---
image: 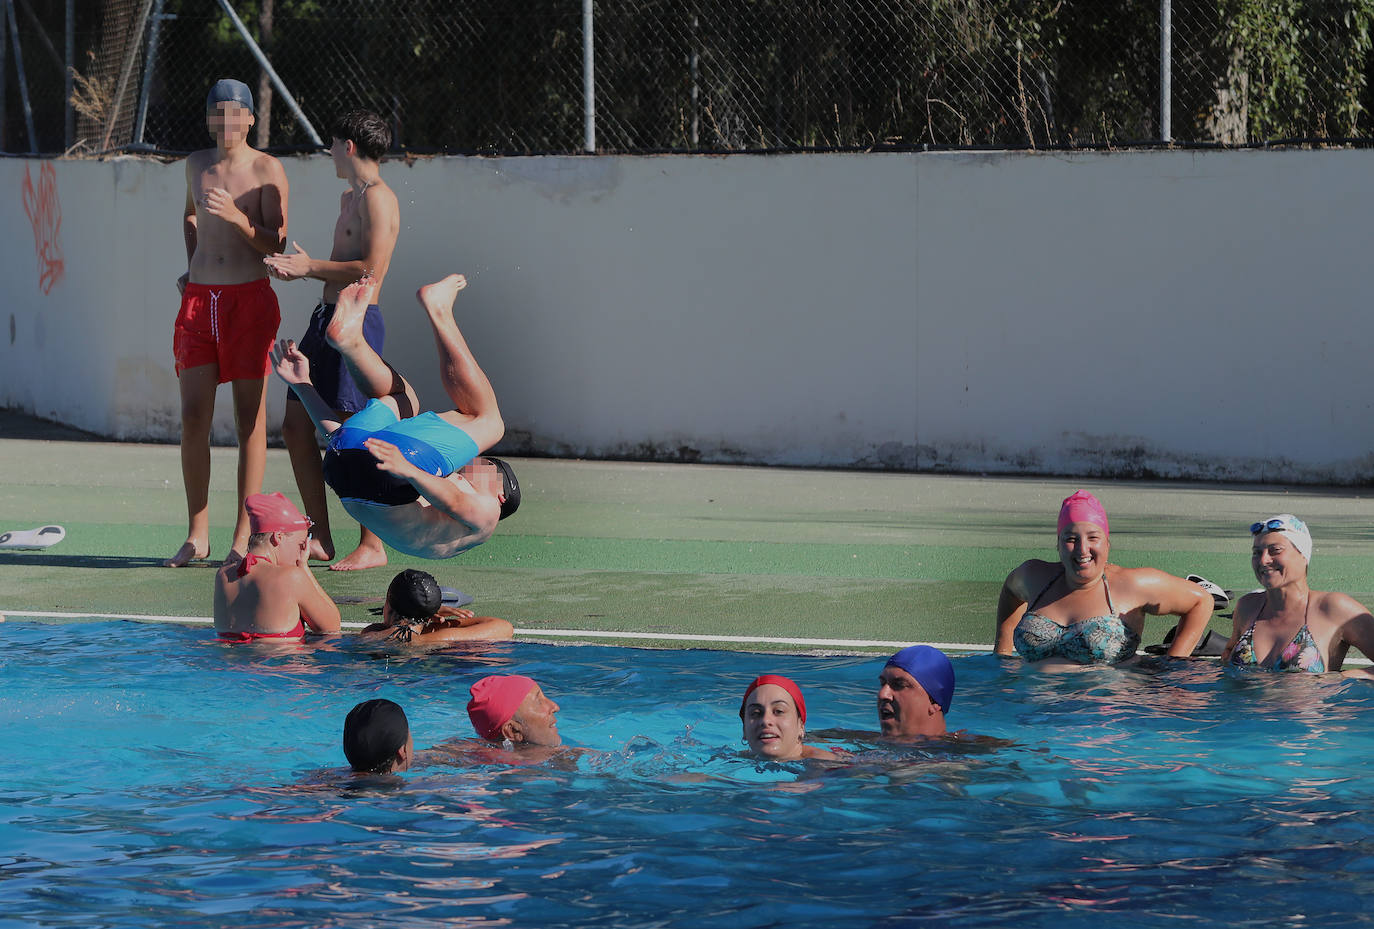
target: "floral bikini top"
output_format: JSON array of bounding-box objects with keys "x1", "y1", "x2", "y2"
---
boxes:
[
  {"x1": 1013, "y1": 570, "x2": 1140, "y2": 665},
  {"x1": 1228, "y1": 599, "x2": 1325, "y2": 673}
]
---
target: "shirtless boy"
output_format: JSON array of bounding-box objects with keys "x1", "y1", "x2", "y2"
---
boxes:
[
  {"x1": 270, "y1": 273, "x2": 519, "y2": 560},
  {"x1": 213, "y1": 492, "x2": 341, "y2": 642},
  {"x1": 169, "y1": 79, "x2": 288, "y2": 566},
  {"x1": 264, "y1": 110, "x2": 400, "y2": 571}
]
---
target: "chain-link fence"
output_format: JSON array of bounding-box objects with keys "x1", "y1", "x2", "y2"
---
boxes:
[{"x1": 8, "y1": 0, "x2": 1374, "y2": 156}]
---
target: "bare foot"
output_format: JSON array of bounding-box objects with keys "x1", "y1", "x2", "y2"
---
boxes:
[
  {"x1": 417, "y1": 274, "x2": 467, "y2": 323},
  {"x1": 164, "y1": 540, "x2": 209, "y2": 567},
  {"x1": 329, "y1": 542, "x2": 388, "y2": 572},
  {"x1": 325, "y1": 275, "x2": 377, "y2": 352},
  {"x1": 308, "y1": 536, "x2": 335, "y2": 561}
]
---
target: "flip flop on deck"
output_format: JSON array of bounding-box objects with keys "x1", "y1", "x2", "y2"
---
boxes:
[
  {"x1": 441, "y1": 586, "x2": 474, "y2": 609},
  {"x1": 1187, "y1": 574, "x2": 1230, "y2": 610},
  {"x1": 0, "y1": 525, "x2": 66, "y2": 550}
]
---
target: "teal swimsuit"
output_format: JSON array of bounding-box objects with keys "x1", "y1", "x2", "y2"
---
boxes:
[
  {"x1": 1228, "y1": 600, "x2": 1325, "y2": 673},
  {"x1": 1013, "y1": 571, "x2": 1140, "y2": 664}
]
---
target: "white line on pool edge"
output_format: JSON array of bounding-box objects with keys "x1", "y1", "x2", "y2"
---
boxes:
[
  {"x1": 8, "y1": 608, "x2": 1371, "y2": 664},
  {"x1": 0, "y1": 609, "x2": 985, "y2": 652}
]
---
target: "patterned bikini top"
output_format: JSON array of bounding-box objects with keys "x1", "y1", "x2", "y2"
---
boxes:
[
  {"x1": 1228, "y1": 598, "x2": 1325, "y2": 673},
  {"x1": 1013, "y1": 570, "x2": 1140, "y2": 665}
]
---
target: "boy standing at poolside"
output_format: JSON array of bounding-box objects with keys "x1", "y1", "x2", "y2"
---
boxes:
[
  {"x1": 265, "y1": 110, "x2": 400, "y2": 571},
  {"x1": 169, "y1": 79, "x2": 289, "y2": 567}
]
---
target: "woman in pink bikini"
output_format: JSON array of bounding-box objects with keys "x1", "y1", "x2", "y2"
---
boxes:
[{"x1": 1223, "y1": 515, "x2": 1374, "y2": 677}]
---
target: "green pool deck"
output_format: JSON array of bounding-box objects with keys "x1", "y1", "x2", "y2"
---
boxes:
[{"x1": 5, "y1": 410, "x2": 1374, "y2": 653}]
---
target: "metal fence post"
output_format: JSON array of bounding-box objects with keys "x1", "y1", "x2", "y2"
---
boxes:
[
  {"x1": 213, "y1": 0, "x2": 322, "y2": 147},
  {"x1": 5, "y1": 0, "x2": 38, "y2": 152},
  {"x1": 64, "y1": 0, "x2": 72, "y2": 149},
  {"x1": 1160, "y1": 0, "x2": 1171, "y2": 143},
  {"x1": 583, "y1": 0, "x2": 594, "y2": 153},
  {"x1": 132, "y1": 0, "x2": 168, "y2": 147}
]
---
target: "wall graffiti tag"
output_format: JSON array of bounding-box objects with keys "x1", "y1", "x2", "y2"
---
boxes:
[{"x1": 22, "y1": 162, "x2": 65, "y2": 295}]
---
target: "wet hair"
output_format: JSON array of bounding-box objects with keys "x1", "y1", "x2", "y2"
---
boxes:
[
  {"x1": 342, "y1": 699, "x2": 409, "y2": 773},
  {"x1": 487, "y1": 457, "x2": 521, "y2": 520},
  {"x1": 387, "y1": 568, "x2": 442, "y2": 621},
  {"x1": 330, "y1": 109, "x2": 391, "y2": 161}
]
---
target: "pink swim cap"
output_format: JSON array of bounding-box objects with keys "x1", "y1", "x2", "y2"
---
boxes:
[
  {"x1": 739, "y1": 674, "x2": 807, "y2": 724},
  {"x1": 1057, "y1": 490, "x2": 1108, "y2": 536},
  {"x1": 467, "y1": 675, "x2": 537, "y2": 741}
]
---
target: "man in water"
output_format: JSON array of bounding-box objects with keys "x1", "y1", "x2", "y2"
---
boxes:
[
  {"x1": 876, "y1": 645, "x2": 955, "y2": 739},
  {"x1": 265, "y1": 109, "x2": 401, "y2": 571},
  {"x1": 270, "y1": 273, "x2": 519, "y2": 559},
  {"x1": 358, "y1": 568, "x2": 514, "y2": 645},
  {"x1": 169, "y1": 78, "x2": 289, "y2": 566},
  {"x1": 213, "y1": 492, "x2": 340, "y2": 642},
  {"x1": 466, "y1": 675, "x2": 563, "y2": 750}
]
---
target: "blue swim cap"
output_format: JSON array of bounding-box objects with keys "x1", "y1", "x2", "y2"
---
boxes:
[
  {"x1": 885, "y1": 645, "x2": 955, "y2": 715},
  {"x1": 207, "y1": 78, "x2": 254, "y2": 114}
]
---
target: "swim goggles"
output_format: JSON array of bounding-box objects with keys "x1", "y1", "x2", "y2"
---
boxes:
[{"x1": 1250, "y1": 516, "x2": 1306, "y2": 535}]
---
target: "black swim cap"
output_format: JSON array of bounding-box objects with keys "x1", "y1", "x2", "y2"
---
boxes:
[
  {"x1": 387, "y1": 568, "x2": 442, "y2": 620},
  {"x1": 342, "y1": 699, "x2": 409, "y2": 773},
  {"x1": 206, "y1": 78, "x2": 254, "y2": 114},
  {"x1": 488, "y1": 457, "x2": 520, "y2": 520},
  {"x1": 323, "y1": 448, "x2": 421, "y2": 506}
]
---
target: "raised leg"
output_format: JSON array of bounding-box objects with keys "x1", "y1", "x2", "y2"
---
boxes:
[
  {"x1": 166, "y1": 365, "x2": 217, "y2": 567},
  {"x1": 417, "y1": 274, "x2": 504, "y2": 452},
  {"x1": 228, "y1": 376, "x2": 269, "y2": 562},
  {"x1": 325, "y1": 277, "x2": 419, "y2": 418}
]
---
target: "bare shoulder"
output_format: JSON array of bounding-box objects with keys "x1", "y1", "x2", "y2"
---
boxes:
[
  {"x1": 361, "y1": 181, "x2": 399, "y2": 215},
  {"x1": 1006, "y1": 558, "x2": 1057, "y2": 593},
  {"x1": 1110, "y1": 564, "x2": 1180, "y2": 591},
  {"x1": 185, "y1": 148, "x2": 215, "y2": 174},
  {"x1": 1317, "y1": 589, "x2": 1373, "y2": 620},
  {"x1": 253, "y1": 150, "x2": 287, "y2": 180}
]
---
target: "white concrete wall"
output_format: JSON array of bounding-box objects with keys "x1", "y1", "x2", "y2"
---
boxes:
[{"x1": 0, "y1": 150, "x2": 1369, "y2": 482}]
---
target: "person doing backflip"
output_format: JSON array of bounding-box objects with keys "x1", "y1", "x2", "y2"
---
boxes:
[
  {"x1": 168, "y1": 79, "x2": 289, "y2": 566},
  {"x1": 271, "y1": 273, "x2": 519, "y2": 559},
  {"x1": 264, "y1": 109, "x2": 401, "y2": 571}
]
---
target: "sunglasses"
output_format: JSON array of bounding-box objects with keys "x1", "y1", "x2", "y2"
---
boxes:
[{"x1": 1250, "y1": 517, "x2": 1303, "y2": 535}]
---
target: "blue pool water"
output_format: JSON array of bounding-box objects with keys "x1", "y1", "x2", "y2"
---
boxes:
[{"x1": 5, "y1": 620, "x2": 1374, "y2": 927}]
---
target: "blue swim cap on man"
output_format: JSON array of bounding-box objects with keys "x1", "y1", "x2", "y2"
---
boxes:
[
  {"x1": 885, "y1": 645, "x2": 955, "y2": 715},
  {"x1": 207, "y1": 78, "x2": 254, "y2": 113}
]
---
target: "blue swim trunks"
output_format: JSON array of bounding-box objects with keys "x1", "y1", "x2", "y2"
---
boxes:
[
  {"x1": 290, "y1": 301, "x2": 384, "y2": 414},
  {"x1": 322, "y1": 399, "x2": 480, "y2": 505}
]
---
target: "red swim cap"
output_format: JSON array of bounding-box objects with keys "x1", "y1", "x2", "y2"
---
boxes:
[
  {"x1": 1057, "y1": 490, "x2": 1108, "y2": 537},
  {"x1": 244, "y1": 492, "x2": 312, "y2": 534},
  {"x1": 467, "y1": 675, "x2": 537, "y2": 741},
  {"x1": 739, "y1": 674, "x2": 807, "y2": 724}
]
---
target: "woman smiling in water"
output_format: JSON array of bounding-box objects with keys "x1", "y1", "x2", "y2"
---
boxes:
[
  {"x1": 739, "y1": 675, "x2": 841, "y2": 761},
  {"x1": 994, "y1": 490, "x2": 1214, "y2": 665},
  {"x1": 1223, "y1": 515, "x2": 1374, "y2": 677}
]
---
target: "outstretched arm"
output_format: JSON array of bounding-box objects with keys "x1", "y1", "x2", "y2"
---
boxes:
[
  {"x1": 266, "y1": 185, "x2": 400, "y2": 284},
  {"x1": 365, "y1": 438, "x2": 500, "y2": 538},
  {"x1": 271, "y1": 339, "x2": 344, "y2": 436}
]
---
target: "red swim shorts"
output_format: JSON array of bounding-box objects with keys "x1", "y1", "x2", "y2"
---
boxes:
[{"x1": 173, "y1": 278, "x2": 281, "y2": 383}]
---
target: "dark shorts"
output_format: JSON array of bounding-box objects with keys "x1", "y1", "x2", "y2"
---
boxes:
[
  {"x1": 289, "y1": 301, "x2": 384, "y2": 414},
  {"x1": 173, "y1": 278, "x2": 280, "y2": 383},
  {"x1": 322, "y1": 399, "x2": 480, "y2": 506}
]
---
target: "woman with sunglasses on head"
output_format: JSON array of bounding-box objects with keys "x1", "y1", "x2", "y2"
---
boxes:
[
  {"x1": 994, "y1": 490, "x2": 1215, "y2": 665},
  {"x1": 1223, "y1": 515, "x2": 1374, "y2": 678}
]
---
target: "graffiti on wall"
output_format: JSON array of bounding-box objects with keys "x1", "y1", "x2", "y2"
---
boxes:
[{"x1": 22, "y1": 162, "x2": 65, "y2": 295}]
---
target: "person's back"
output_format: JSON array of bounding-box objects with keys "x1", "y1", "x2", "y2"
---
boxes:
[{"x1": 212, "y1": 493, "x2": 341, "y2": 641}]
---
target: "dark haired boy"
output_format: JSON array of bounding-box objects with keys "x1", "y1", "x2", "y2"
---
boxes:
[{"x1": 265, "y1": 109, "x2": 400, "y2": 572}]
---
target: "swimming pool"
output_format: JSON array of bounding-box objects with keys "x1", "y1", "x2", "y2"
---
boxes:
[{"x1": 5, "y1": 620, "x2": 1374, "y2": 927}]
